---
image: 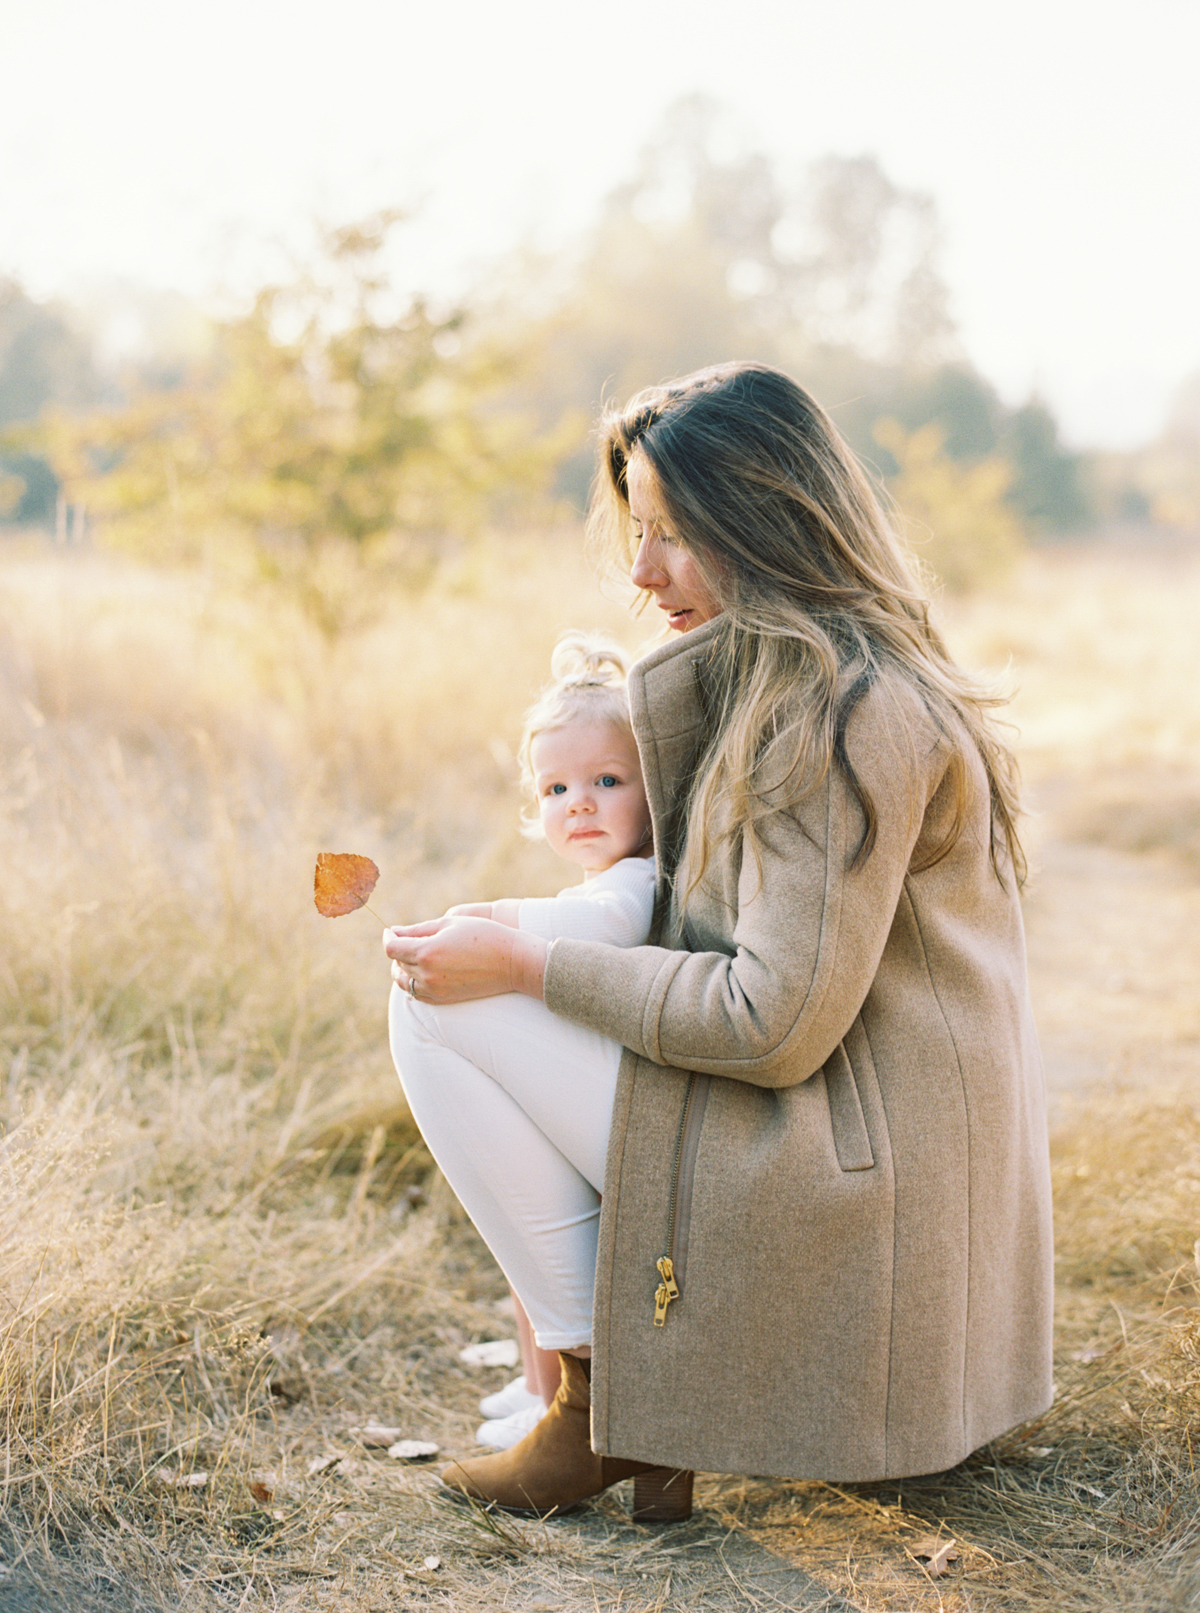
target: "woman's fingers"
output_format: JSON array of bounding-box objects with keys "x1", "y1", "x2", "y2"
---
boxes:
[
  {"x1": 385, "y1": 923, "x2": 437, "y2": 1000},
  {"x1": 385, "y1": 917, "x2": 450, "y2": 944},
  {"x1": 383, "y1": 918, "x2": 447, "y2": 967}
]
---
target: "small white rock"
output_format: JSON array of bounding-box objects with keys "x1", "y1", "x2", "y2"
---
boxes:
[
  {"x1": 354, "y1": 1422, "x2": 405, "y2": 1448},
  {"x1": 458, "y1": 1339, "x2": 519, "y2": 1368},
  {"x1": 423, "y1": 1555, "x2": 441, "y2": 1571},
  {"x1": 387, "y1": 1439, "x2": 440, "y2": 1461}
]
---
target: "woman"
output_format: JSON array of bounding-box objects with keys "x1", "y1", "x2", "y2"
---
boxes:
[{"x1": 385, "y1": 362, "x2": 1054, "y2": 1520}]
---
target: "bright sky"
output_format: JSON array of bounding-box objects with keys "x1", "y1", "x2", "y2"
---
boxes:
[{"x1": 4, "y1": 0, "x2": 1197, "y2": 448}]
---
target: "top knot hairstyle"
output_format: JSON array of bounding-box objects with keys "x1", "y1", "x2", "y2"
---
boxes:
[
  {"x1": 517, "y1": 631, "x2": 636, "y2": 839},
  {"x1": 587, "y1": 361, "x2": 1024, "y2": 896}
]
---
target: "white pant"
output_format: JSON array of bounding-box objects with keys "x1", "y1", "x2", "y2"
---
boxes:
[{"x1": 387, "y1": 984, "x2": 620, "y2": 1349}]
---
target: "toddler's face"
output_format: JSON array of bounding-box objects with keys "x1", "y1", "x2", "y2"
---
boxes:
[{"x1": 530, "y1": 720, "x2": 651, "y2": 874}]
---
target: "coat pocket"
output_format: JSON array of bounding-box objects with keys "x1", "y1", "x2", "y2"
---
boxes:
[{"x1": 822, "y1": 1042, "x2": 875, "y2": 1171}]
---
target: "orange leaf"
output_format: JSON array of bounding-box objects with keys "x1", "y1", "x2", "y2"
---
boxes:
[
  {"x1": 314, "y1": 852, "x2": 380, "y2": 917},
  {"x1": 249, "y1": 1480, "x2": 273, "y2": 1503}
]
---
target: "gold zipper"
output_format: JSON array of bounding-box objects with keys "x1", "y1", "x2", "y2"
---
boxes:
[
  {"x1": 653, "y1": 1073, "x2": 697, "y2": 1326},
  {"x1": 653, "y1": 1256, "x2": 680, "y2": 1326}
]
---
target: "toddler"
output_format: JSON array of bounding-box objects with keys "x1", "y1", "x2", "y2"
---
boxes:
[{"x1": 387, "y1": 634, "x2": 655, "y2": 1449}]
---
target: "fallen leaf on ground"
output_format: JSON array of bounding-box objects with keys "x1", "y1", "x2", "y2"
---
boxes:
[
  {"x1": 314, "y1": 852, "x2": 380, "y2": 917},
  {"x1": 911, "y1": 1538, "x2": 960, "y2": 1576},
  {"x1": 388, "y1": 1439, "x2": 439, "y2": 1461},
  {"x1": 353, "y1": 1421, "x2": 405, "y2": 1448},
  {"x1": 459, "y1": 1338, "x2": 519, "y2": 1368},
  {"x1": 248, "y1": 1480, "x2": 273, "y2": 1503}
]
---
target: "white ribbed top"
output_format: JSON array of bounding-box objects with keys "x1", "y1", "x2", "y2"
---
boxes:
[{"x1": 517, "y1": 857, "x2": 656, "y2": 949}]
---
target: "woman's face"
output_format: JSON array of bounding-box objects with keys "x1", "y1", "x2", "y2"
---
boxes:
[{"x1": 626, "y1": 451, "x2": 723, "y2": 634}]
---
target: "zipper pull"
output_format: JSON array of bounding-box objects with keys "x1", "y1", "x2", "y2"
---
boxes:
[{"x1": 653, "y1": 1255, "x2": 679, "y2": 1327}]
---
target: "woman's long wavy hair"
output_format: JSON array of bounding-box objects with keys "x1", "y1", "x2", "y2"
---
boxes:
[{"x1": 588, "y1": 362, "x2": 1025, "y2": 900}]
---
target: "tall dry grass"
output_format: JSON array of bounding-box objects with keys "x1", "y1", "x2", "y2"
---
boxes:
[
  {"x1": 0, "y1": 527, "x2": 1198, "y2": 1608},
  {"x1": 0, "y1": 534, "x2": 652, "y2": 1606}
]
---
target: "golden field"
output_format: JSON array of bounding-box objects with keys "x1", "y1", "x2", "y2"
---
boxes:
[{"x1": 1, "y1": 527, "x2": 1199, "y2": 1611}]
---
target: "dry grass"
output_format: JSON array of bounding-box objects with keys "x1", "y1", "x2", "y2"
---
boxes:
[{"x1": 1, "y1": 526, "x2": 1199, "y2": 1609}]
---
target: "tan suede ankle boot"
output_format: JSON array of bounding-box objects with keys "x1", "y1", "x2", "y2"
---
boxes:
[{"x1": 440, "y1": 1353, "x2": 693, "y2": 1521}]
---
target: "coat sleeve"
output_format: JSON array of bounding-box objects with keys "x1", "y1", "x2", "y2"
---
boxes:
[{"x1": 542, "y1": 687, "x2": 950, "y2": 1088}]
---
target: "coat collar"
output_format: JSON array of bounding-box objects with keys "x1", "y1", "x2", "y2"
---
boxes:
[
  {"x1": 627, "y1": 616, "x2": 725, "y2": 877},
  {"x1": 631, "y1": 612, "x2": 723, "y2": 682}
]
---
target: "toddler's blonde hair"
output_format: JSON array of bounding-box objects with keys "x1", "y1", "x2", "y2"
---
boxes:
[{"x1": 518, "y1": 632, "x2": 636, "y2": 840}]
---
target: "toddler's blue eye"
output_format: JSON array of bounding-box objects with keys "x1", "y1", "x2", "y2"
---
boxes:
[
  {"x1": 549, "y1": 783, "x2": 567, "y2": 795},
  {"x1": 599, "y1": 775, "x2": 619, "y2": 788}
]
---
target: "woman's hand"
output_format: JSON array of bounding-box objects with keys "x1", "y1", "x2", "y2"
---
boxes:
[
  {"x1": 444, "y1": 899, "x2": 522, "y2": 927},
  {"x1": 384, "y1": 916, "x2": 548, "y2": 1004},
  {"x1": 444, "y1": 902, "x2": 493, "y2": 919}
]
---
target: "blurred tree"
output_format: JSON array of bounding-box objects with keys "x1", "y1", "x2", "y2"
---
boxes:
[
  {"x1": 773, "y1": 153, "x2": 956, "y2": 367},
  {"x1": 858, "y1": 364, "x2": 1003, "y2": 462},
  {"x1": 501, "y1": 94, "x2": 1091, "y2": 548},
  {"x1": 1132, "y1": 371, "x2": 1200, "y2": 527},
  {"x1": 998, "y1": 398, "x2": 1089, "y2": 532},
  {"x1": 856, "y1": 371, "x2": 1090, "y2": 534},
  {"x1": 0, "y1": 279, "x2": 101, "y2": 523},
  {"x1": 809, "y1": 356, "x2": 1006, "y2": 486},
  {"x1": 40, "y1": 215, "x2": 554, "y2": 630},
  {"x1": 68, "y1": 281, "x2": 214, "y2": 392},
  {"x1": 0, "y1": 453, "x2": 57, "y2": 523},
  {"x1": 875, "y1": 419, "x2": 1022, "y2": 592},
  {"x1": 509, "y1": 98, "x2": 783, "y2": 505},
  {"x1": 30, "y1": 98, "x2": 1101, "y2": 610}
]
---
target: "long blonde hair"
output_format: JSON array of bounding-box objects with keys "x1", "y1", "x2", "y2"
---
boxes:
[{"x1": 588, "y1": 362, "x2": 1024, "y2": 896}]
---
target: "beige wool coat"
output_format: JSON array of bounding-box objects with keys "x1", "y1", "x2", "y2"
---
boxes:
[{"x1": 542, "y1": 617, "x2": 1054, "y2": 1481}]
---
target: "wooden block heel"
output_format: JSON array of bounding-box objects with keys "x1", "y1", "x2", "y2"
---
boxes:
[{"x1": 631, "y1": 1465, "x2": 694, "y2": 1522}]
